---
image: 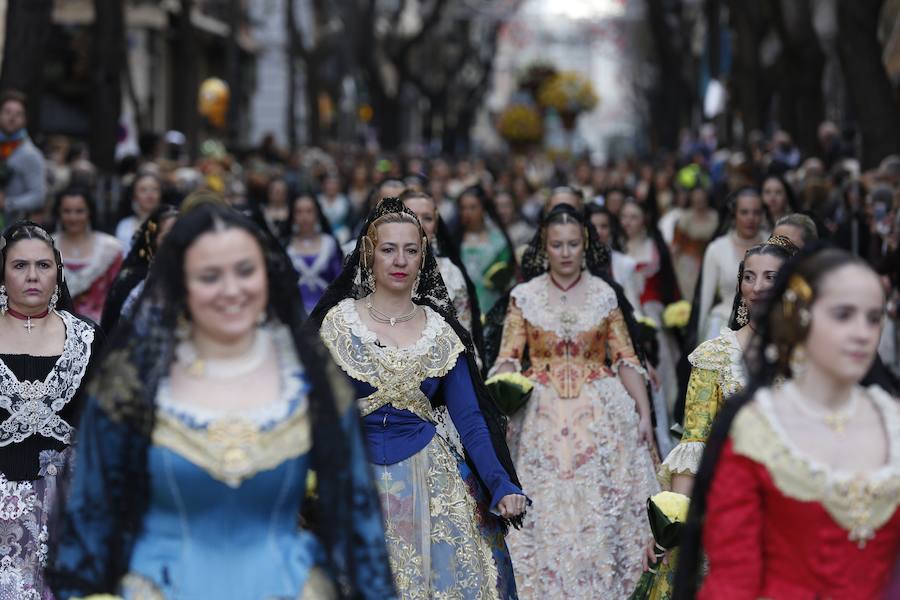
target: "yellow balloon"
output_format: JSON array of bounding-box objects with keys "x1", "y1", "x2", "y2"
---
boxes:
[{"x1": 198, "y1": 78, "x2": 230, "y2": 129}]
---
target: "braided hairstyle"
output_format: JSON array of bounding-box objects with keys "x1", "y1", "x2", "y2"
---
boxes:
[{"x1": 726, "y1": 234, "x2": 799, "y2": 330}]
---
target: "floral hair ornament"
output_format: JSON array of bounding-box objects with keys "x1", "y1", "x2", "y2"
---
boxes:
[{"x1": 783, "y1": 274, "x2": 813, "y2": 325}]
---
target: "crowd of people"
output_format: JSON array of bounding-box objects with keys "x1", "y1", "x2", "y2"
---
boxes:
[{"x1": 0, "y1": 84, "x2": 899, "y2": 600}]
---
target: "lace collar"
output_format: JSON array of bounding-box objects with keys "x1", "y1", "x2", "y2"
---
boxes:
[
  {"x1": 57, "y1": 232, "x2": 122, "y2": 297},
  {"x1": 336, "y1": 297, "x2": 446, "y2": 354},
  {"x1": 511, "y1": 273, "x2": 618, "y2": 339},
  {"x1": 156, "y1": 324, "x2": 307, "y2": 429},
  {"x1": 688, "y1": 327, "x2": 746, "y2": 397},
  {"x1": 0, "y1": 311, "x2": 95, "y2": 446},
  {"x1": 733, "y1": 386, "x2": 900, "y2": 545}
]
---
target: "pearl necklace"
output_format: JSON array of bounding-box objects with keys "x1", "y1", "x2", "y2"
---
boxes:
[
  {"x1": 175, "y1": 328, "x2": 270, "y2": 379},
  {"x1": 787, "y1": 383, "x2": 861, "y2": 433}
]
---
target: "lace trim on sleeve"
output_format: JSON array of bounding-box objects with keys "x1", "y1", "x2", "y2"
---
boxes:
[{"x1": 657, "y1": 441, "x2": 705, "y2": 488}]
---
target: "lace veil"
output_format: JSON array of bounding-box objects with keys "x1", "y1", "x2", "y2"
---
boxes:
[{"x1": 310, "y1": 197, "x2": 525, "y2": 529}]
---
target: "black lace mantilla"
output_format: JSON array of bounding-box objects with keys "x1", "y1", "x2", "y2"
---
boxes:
[{"x1": 310, "y1": 197, "x2": 526, "y2": 530}]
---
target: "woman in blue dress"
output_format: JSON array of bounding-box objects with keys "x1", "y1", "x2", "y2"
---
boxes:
[
  {"x1": 311, "y1": 198, "x2": 528, "y2": 600},
  {"x1": 47, "y1": 202, "x2": 396, "y2": 600}
]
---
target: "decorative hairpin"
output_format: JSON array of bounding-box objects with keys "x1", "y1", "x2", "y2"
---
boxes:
[
  {"x1": 765, "y1": 234, "x2": 799, "y2": 254},
  {"x1": 783, "y1": 274, "x2": 813, "y2": 324}
]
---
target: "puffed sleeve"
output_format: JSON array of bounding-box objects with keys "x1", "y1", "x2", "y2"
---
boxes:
[
  {"x1": 443, "y1": 356, "x2": 523, "y2": 509},
  {"x1": 607, "y1": 307, "x2": 647, "y2": 379},
  {"x1": 697, "y1": 438, "x2": 764, "y2": 600},
  {"x1": 658, "y1": 367, "x2": 721, "y2": 487},
  {"x1": 489, "y1": 295, "x2": 527, "y2": 375}
]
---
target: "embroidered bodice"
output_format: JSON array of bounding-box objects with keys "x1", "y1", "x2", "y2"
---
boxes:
[
  {"x1": 56, "y1": 231, "x2": 122, "y2": 297},
  {"x1": 494, "y1": 273, "x2": 645, "y2": 399},
  {"x1": 319, "y1": 299, "x2": 521, "y2": 508},
  {"x1": 688, "y1": 327, "x2": 746, "y2": 399},
  {"x1": 735, "y1": 387, "x2": 900, "y2": 545},
  {"x1": 320, "y1": 299, "x2": 464, "y2": 421},
  {"x1": 699, "y1": 386, "x2": 900, "y2": 599},
  {"x1": 659, "y1": 327, "x2": 745, "y2": 486},
  {"x1": 152, "y1": 325, "x2": 310, "y2": 488},
  {"x1": 0, "y1": 311, "x2": 94, "y2": 448}
]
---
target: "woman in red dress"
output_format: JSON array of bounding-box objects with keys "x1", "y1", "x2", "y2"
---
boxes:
[{"x1": 675, "y1": 246, "x2": 900, "y2": 600}]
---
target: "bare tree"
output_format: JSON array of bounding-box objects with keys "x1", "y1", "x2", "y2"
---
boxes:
[
  {"x1": 838, "y1": 0, "x2": 900, "y2": 168},
  {"x1": 644, "y1": 0, "x2": 695, "y2": 151},
  {"x1": 0, "y1": 0, "x2": 53, "y2": 131},
  {"x1": 90, "y1": 0, "x2": 125, "y2": 173},
  {"x1": 172, "y1": 0, "x2": 200, "y2": 159}
]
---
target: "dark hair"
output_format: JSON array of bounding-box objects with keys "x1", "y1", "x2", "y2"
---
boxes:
[
  {"x1": 100, "y1": 205, "x2": 179, "y2": 333},
  {"x1": 585, "y1": 203, "x2": 625, "y2": 251},
  {"x1": 282, "y1": 190, "x2": 335, "y2": 245},
  {"x1": 0, "y1": 89, "x2": 27, "y2": 112},
  {"x1": 0, "y1": 220, "x2": 74, "y2": 312},
  {"x1": 761, "y1": 173, "x2": 798, "y2": 216},
  {"x1": 453, "y1": 185, "x2": 517, "y2": 271},
  {"x1": 674, "y1": 245, "x2": 880, "y2": 599},
  {"x1": 715, "y1": 186, "x2": 762, "y2": 237},
  {"x1": 70, "y1": 203, "x2": 387, "y2": 596},
  {"x1": 53, "y1": 186, "x2": 99, "y2": 231},
  {"x1": 726, "y1": 236, "x2": 798, "y2": 329}
]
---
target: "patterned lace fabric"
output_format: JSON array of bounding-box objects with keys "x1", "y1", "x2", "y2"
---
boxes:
[
  {"x1": 496, "y1": 274, "x2": 659, "y2": 598},
  {"x1": 0, "y1": 448, "x2": 69, "y2": 600},
  {"x1": 375, "y1": 435, "x2": 501, "y2": 600},
  {"x1": 438, "y1": 256, "x2": 473, "y2": 336},
  {"x1": 735, "y1": 386, "x2": 900, "y2": 545},
  {"x1": 505, "y1": 376, "x2": 659, "y2": 598},
  {"x1": 319, "y1": 299, "x2": 464, "y2": 420},
  {"x1": 492, "y1": 274, "x2": 647, "y2": 399},
  {"x1": 0, "y1": 311, "x2": 94, "y2": 447},
  {"x1": 659, "y1": 327, "x2": 745, "y2": 487}
]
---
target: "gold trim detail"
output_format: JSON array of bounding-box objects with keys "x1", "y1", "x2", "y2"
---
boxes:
[
  {"x1": 153, "y1": 406, "x2": 311, "y2": 488},
  {"x1": 732, "y1": 389, "x2": 900, "y2": 546},
  {"x1": 319, "y1": 300, "x2": 464, "y2": 419}
]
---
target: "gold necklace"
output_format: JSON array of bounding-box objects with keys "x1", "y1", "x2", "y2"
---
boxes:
[
  {"x1": 366, "y1": 299, "x2": 418, "y2": 327},
  {"x1": 789, "y1": 384, "x2": 861, "y2": 433}
]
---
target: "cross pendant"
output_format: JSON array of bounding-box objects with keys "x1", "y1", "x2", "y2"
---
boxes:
[
  {"x1": 23, "y1": 317, "x2": 33, "y2": 333},
  {"x1": 389, "y1": 317, "x2": 396, "y2": 327}
]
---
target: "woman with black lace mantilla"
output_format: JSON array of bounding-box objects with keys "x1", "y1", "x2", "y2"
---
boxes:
[
  {"x1": 311, "y1": 197, "x2": 528, "y2": 600},
  {"x1": 47, "y1": 203, "x2": 395, "y2": 600},
  {"x1": 0, "y1": 221, "x2": 102, "y2": 598}
]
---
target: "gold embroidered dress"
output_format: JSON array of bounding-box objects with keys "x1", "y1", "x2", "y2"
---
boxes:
[
  {"x1": 320, "y1": 300, "x2": 522, "y2": 600},
  {"x1": 659, "y1": 327, "x2": 746, "y2": 487},
  {"x1": 493, "y1": 273, "x2": 659, "y2": 598}
]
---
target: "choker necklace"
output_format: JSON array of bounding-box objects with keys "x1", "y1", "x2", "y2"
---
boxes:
[
  {"x1": 366, "y1": 298, "x2": 418, "y2": 327},
  {"x1": 788, "y1": 383, "x2": 861, "y2": 433},
  {"x1": 550, "y1": 272, "x2": 582, "y2": 304},
  {"x1": 6, "y1": 307, "x2": 50, "y2": 333}
]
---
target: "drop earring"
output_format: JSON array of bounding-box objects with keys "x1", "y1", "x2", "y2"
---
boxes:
[
  {"x1": 48, "y1": 286, "x2": 59, "y2": 312},
  {"x1": 0, "y1": 285, "x2": 7, "y2": 315},
  {"x1": 736, "y1": 298, "x2": 750, "y2": 327}
]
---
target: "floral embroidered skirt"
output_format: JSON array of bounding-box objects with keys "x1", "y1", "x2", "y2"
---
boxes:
[
  {"x1": 505, "y1": 377, "x2": 659, "y2": 599},
  {"x1": 0, "y1": 450, "x2": 69, "y2": 600},
  {"x1": 374, "y1": 435, "x2": 516, "y2": 600}
]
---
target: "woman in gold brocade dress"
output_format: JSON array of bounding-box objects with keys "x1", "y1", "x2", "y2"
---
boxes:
[
  {"x1": 490, "y1": 204, "x2": 658, "y2": 599},
  {"x1": 641, "y1": 235, "x2": 797, "y2": 600}
]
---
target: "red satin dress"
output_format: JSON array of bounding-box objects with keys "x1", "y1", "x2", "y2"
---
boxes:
[{"x1": 699, "y1": 387, "x2": 900, "y2": 600}]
